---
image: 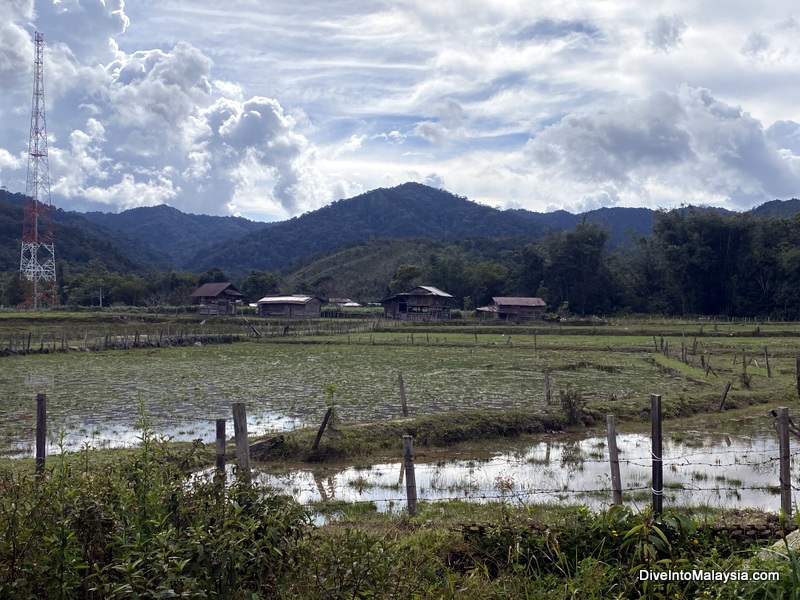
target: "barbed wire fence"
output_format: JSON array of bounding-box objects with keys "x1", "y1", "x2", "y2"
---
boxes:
[{"x1": 23, "y1": 395, "x2": 800, "y2": 519}]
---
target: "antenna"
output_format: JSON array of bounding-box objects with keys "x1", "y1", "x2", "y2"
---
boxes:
[{"x1": 20, "y1": 31, "x2": 57, "y2": 309}]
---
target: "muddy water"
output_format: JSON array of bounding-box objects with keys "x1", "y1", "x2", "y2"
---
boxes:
[{"x1": 256, "y1": 432, "x2": 798, "y2": 512}]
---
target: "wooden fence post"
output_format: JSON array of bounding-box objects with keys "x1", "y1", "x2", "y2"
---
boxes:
[
  {"x1": 398, "y1": 372, "x2": 408, "y2": 417},
  {"x1": 402, "y1": 435, "x2": 418, "y2": 517},
  {"x1": 764, "y1": 347, "x2": 771, "y2": 378},
  {"x1": 232, "y1": 403, "x2": 251, "y2": 483},
  {"x1": 651, "y1": 394, "x2": 663, "y2": 516},
  {"x1": 777, "y1": 407, "x2": 792, "y2": 518},
  {"x1": 717, "y1": 381, "x2": 732, "y2": 412},
  {"x1": 36, "y1": 393, "x2": 46, "y2": 478},
  {"x1": 796, "y1": 358, "x2": 800, "y2": 397},
  {"x1": 544, "y1": 368, "x2": 552, "y2": 405},
  {"x1": 215, "y1": 419, "x2": 226, "y2": 476},
  {"x1": 606, "y1": 415, "x2": 622, "y2": 506},
  {"x1": 312, "y1": 408, "x2": 334, "y2": 452}
]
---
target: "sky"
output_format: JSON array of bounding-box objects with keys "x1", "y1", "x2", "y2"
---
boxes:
[{"x1": 1, "y1": 1, "x2": 800, "y2": 222}]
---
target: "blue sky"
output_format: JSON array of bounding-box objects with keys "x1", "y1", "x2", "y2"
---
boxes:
[{"x1": 1, "y1": 0, "x2": 800, "y2": 221}]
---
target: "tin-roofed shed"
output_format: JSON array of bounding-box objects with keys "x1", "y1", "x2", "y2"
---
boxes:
[
  {"x1": 477, "y1": 297, "x2": 546, "y2": 322},
  {"x1": 257, "y1": 295, "x2": 323, "y2": 318},
  {"x1": 380, "y1": 285, "x2": 455, "y2": 320}
]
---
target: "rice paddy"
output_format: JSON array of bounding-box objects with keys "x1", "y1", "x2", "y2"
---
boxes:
[{"x1": 1, "y1": 316, "x2": 799, "y2": 459}]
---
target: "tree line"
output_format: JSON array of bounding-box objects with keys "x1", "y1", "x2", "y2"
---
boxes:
[
  {"x1": 1, "y1": 206, "x2": 799, "y2": 318},
  {"x1": 386, "y1": 208, "x2": 800, "y2": 319}
]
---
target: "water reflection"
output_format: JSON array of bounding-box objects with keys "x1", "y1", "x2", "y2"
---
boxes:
[
  {"x1": 7, "y1": 411, "x2": 302, "y2": 458},
  {"x1": 256, "y1": 433, "x2": 798, "y2": 513}
]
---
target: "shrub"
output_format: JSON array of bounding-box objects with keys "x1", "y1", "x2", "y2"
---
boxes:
[{"x1": 0, "y1": 426, "x2": 310, "y2": 598}]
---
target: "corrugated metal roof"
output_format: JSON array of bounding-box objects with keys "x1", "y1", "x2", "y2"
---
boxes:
[
  {"x1": 190, "y1": 282, "x2": 244, "y2": 297},
  {"x1": 379, "y1": 285, "x2": 455, "y2": 303},
  {"x1": 492, "y1": 297, "x2": 547, "y2": 307},
  {"x1": 257, "y1": 295, "x2": 318, "y2": 304},
  {"x1": 416, "y1": 285, "x2": 453, "y2": 297}
]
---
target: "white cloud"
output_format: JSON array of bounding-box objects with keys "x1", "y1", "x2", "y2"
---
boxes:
[
  {"x1": 523, "y1": 86, "x2": 800, "y2": 210},
  {"x1": 644, "y1": 14, "x2": 686, "y2": 53},
  {"x1": 1, "y1": 0, "x2": 799, "y2": 220}
]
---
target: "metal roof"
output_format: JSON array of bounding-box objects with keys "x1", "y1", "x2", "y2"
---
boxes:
[
  {"x1": 257, "y1": 295, "x2": 319, "y2": 305},
  {"x1": 415, "y1": 285, "x2": 453, "y2": 297},
  {"x1": 492, "y1": 297, "x2": 547, "y2": 307},
  {"x1": 190, "y1": 282, "x2": 244, "y2": 297},
  {"x1": 379, "y1": 285, "x2": 455, "y2": 303}
]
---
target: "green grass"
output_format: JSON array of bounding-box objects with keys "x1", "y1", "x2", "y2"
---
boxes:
[{"x1": 1, "y1": 313, "x2": 798, "y2": 458}]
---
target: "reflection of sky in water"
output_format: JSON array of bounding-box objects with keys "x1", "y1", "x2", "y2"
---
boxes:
[
  {"x1": 8, "y1": 411, "x2": 302, "y2": 458},
  {"x1": 257, "y1": 433, "x2": 799, "y2": 513}
]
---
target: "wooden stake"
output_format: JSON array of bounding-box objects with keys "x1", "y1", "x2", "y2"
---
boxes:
[
  {"x1": 651, "y1": 394, "x2": 663, "y2": 516},
  {"x1": 311, "y1": 407, "x2": 334, "y2": 452},
  {"x1": 36, "y1": 393, "x2": 46, "y2": 478},
  {"x1": 544, "y1": 368, "x2": 552, "y2": 405},
  {"x1": 717, "y1": 381, "x2": 732, "y2": 412},
  {"x1": 403, "y1": 435, "x2": 418, "y2": 517},
  {"x1": 606, "y1": 415, "x2": 622, "y2": 506},
  {"x1": 232, "y1": 403, "x2": 251, "y2": 483},
  {"x1": 777, "y1": 407, "x2": 792, "y2": 518},
  {"x1": 215, "y1": 419, "x2": 226, "y2": 476},
  {"x1": 796, "y1": 358, "x2": 800, "y2": 397},
  {"x1": 764, "y1": 347, "x2": 771, "y2": 378},
  {"x1": 398, "y1": 372, "x2": 408, "y2": 417}
]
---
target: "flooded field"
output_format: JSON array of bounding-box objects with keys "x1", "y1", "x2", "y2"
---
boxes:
[
  {"x1": 257, "y1": 430, "x2": 798, "y2": 513},
  {"x1": 1, "y1": 325, "x2": 799, "y2": 461},
  {"x1": 0, "y1": 336, "x2": 689, "y2": 456}
]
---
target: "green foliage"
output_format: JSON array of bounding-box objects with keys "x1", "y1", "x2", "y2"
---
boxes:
[
  {"x1": 239, "y1": 269, "x2": 280, "y2": 302},
  {"x1": 0, "y1": 417, "x2": 309, "y2": 598},
  {"x1": 559, "y1": 387, "x2": 587, "y2": 426}
]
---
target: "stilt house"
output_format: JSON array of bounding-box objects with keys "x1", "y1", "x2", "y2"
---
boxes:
[{"x1": 380, "y1": 285, "x2": 455, "y2": 320}]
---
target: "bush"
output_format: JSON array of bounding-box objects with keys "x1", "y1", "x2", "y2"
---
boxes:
[
  {"x1": 559, "y1": 387, "x2": 587, "y2": 426},
  {"x1": 0, "y1": 427, "x2": 310, "y2": 598}
]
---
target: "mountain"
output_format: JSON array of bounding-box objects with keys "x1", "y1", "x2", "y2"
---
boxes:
[
  {"x1": 510, "y1": 205, "x2": 657, "y2": 247},
  {"x1": 749, "y1": 198, "x2": 800, "y2": 218},
  {"x1": 2, "y1": 183, "x2": 800, "y2": 281},
  {"x1": 0, "y1": 189, "x2": 150, "y2": 273},
  {"x1": 79, "y1": 204, "x2": 268, "y2": 268},
  {"x1": 191, "y1": 182, "x2": 551, "y2": 275}
]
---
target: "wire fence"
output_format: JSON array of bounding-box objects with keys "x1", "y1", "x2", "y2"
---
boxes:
[{"x1": 19, "y1": 392, "x2": 800, "y2": 517}]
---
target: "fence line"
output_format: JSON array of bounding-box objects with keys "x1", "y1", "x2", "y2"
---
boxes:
[{"x1": 20, "y1": 393, "x2": 800, "y2": 517}]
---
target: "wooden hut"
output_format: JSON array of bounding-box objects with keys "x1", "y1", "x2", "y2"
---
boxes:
[
  {"x1": 257, "y1": 295, "x2": 323, "y2": 318},
  {"x1": 380, "y1": 285, "x2": 455, "y2": 320},
  {"x1": 477, "y1": 297, "x2": 546, "y2": 322},
  {"x1": 190, "y1": 282, "x2": 244, "y2": 316}
]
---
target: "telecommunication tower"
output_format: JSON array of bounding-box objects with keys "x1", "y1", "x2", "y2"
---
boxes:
[{"x1": 20, "y1": 31, "x2": 57, "y2": 308}]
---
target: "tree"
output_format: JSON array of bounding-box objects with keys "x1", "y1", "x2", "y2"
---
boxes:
[
  {"x1": 239, "y1": 270, "x2": 279, "y2": 303},
  {"x1": 505, "y1": 244, "x2": 544, "y2": 296},
  {"x1": 543, "y1": 220, "x2": 614, "y2": 315},
  {"x1": 388, "y1": 264, "x2": 423, "y2": 294},
  {"x1": 467, "y1": 261, "x2": 508, "y2": 308},
  {"x1": 197, "y1": 267, "x2": 228, "y2": 286}
]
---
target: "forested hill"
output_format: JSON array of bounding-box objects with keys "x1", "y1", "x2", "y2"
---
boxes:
[
  {"x1": 0, "y1": 189, "x2": 154, "y2": 273},
  {"x1": 190, "y1": 183, "x2": 667, "y2": 275},
  {"x1": 79, "y1": 204, "x2": 268, "y2": 267},
  {"x1": 191, "y1": 183, "x2": 550, "y2": 274},
  {"x1": 2, "y1": 183, "x2": 800, "y2": 280}
]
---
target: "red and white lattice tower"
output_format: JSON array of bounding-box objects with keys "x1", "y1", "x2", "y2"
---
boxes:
[{"x1": 20, "y1": 31, "x2": 57, "y2": 308}]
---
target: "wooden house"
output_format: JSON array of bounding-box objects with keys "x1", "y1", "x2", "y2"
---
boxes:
[
  {"x1": 477, "y1": 297, "x2": 546, "y2": 322},
  {"x1": 190, "y1": 282, "x2": 244, "y2": 316},
  {"x1": 257, "y1": 295, "x2": 323, "y2": 318},
  {"x1": 380, "y1": 285, "x2": 455, "y2": 320}
]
